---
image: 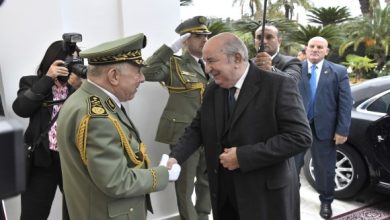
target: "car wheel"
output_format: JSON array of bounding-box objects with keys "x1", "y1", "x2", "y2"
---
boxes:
[{"x1": 303, "y1": 144, "x2": 368, "y2": 199}]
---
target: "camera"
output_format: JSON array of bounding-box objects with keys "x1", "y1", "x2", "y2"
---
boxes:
[{"x1": 57, "y1": 33, "x2": 87, "y2": 83}]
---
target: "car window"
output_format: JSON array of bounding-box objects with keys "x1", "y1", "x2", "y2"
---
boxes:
[{"x1": 367, "y1": 92, "x2": 390, "y2": 114}]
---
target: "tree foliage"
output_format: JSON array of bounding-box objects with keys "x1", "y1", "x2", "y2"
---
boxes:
[{"x1": 307, "y1": 6, "x2": 352, "y2": 26}]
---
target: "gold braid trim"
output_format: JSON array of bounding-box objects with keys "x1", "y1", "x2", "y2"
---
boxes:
[
  {"x1": 76, "y1": 114, "x2": 150, "y2": 168},
  {"x1": 161, "y1": 57, "x2": 205, "y2": 102},
  {"x1": 150, "y1": 169, "x2": 157, "y2": 192},
  {"x1": 108, "y1": 115, "x2": 150, "y2": 168},
  {"x1": 76, "y1": 115, "x2": 91, "y2": 165}
]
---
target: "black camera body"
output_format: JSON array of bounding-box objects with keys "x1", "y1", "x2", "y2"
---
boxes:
[{"x1": 58, "y1": 33, "x2": 87, "y2": 83}]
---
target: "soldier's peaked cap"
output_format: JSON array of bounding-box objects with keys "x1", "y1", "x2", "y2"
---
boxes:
[
  {"x1": 175, "y1": 16, "x2": 211, "y2": 35},
  {"x1": 80, "y1": 33, "x2": 147, "y2": 66}
]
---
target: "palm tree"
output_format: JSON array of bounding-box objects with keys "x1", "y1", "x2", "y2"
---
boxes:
[
  {"x1": 271, "y1": 0, "x2": 312, "y2": 20},
  {"x1": 342, "y1": 54, "x2": 378, "y2": 82},
  {"x1": 287, "y1": 24, "x2": 343, "y2": 46},
  {"x1": 207, "y1": 18, "x2": 234, "y2": 38},
  {"x1": 358, "y1": 0, "x2": 381, "y2": 16},
  {"x1": 307, "y1": 6, "x2": 352, "y2": 26},
  {"x1": 339, "y1": 6, "x2": 390, "y2": 68},
  {"x1": 286, "y1": 24, "x2": 345, "y2": 62},
  {"x1": 232, "y1": 0, "x2": 311, "y2": 20},
  {"x1": 180, "y1": 0, "x2": 193, "y2": 6}
]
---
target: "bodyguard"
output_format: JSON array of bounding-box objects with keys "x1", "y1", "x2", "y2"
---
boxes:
[{"x1": 57, "y1": 33, "x2": 170, "y2": 220}]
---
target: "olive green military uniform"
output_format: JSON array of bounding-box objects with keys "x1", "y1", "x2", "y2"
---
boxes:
[
  {"x1": 57, "y1": 34, "x2": 169, "y2": 220},
  {"x1": 142, "y1": 16, "x2": 212, "y2": 220}
]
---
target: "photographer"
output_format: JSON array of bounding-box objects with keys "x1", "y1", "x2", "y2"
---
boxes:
[{"x1": 12, "y1": 38, "x2": 83, "y2": 220}]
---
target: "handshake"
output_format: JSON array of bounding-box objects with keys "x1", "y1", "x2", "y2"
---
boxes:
[{"x1": 159, "y1": 154, "x2": 181, "y2": 181}]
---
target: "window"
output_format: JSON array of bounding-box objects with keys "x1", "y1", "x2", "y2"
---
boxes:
[{"x1": 367, "y1": 92, "x2": 390, "y2": 114}]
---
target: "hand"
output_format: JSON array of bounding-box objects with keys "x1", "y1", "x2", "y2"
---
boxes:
[
  {"x1": 159, "y1": 154, "x2": 181, "y2": 181},
  {"x1": 255, "y1": 52, "x2": 273, "y2": 71},
  {"x1": 46, "y1": 60, "x2": 69, "y2": 80},
  {"x1": 169, "y1": 33, "x2": 191, "y2": 53},
  {"x1": 68, "y1": 73, "x2": 83, "y2": 89},
  {"x1": 219, "y1": 147, "x2": 240, "y2": 170},
  {"x1": 334, "y1": 133, "x2": 348, "y2": 145}
]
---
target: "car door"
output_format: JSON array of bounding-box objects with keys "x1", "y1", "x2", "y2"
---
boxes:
[{"x1": 366, "y1": 91, "x2": 390, "y2": 173}]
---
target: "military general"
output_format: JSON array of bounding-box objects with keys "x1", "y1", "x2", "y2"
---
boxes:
[
  {"x1": 141, "y1": 16, "x2": 212, "y2": 220},
  {"x1": 56, "y1": 33, "x2": 170, "y2": 220}
]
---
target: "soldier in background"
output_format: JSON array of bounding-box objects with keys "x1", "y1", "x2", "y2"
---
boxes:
[{"x1": 142, "y1": 16, "x2": 212, "y2": 220}]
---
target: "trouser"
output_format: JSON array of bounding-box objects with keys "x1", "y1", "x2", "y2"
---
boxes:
[
  {"x1": 170, "y1": 145, "x2": 211, "y2": 220},
  {"x1": 20, "y1": 151, "x2": 69, "y2": 220},
  {"x1": 310, "y1": 126, "x2": 337, "y2": 204}
]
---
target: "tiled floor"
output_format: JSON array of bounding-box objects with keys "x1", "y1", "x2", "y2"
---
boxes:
[
  {"x1": 199, "y1": 173, "x2": 385, "y2": 220},
  {"x1": 297, "y1": 172, "x2": 385, "y2": 220},
  {"x1": 300, "y1": 173, "x2": 360, "y2": 220}
]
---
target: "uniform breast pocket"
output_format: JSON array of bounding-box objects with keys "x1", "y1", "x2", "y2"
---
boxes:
[
  {"x1": 181, "y1": 71, "x2": 200, "y2": 83},
  {"x1": 107, "y1": 197, "x2": 145, "y2": 220}
]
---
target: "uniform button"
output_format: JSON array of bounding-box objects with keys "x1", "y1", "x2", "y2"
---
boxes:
[
  {"x1": 129, "y1": 208, "x2": 134, "y2": 212},
  {"x1": 172, "y1": 118, "x2": 176, "y2": 122}
]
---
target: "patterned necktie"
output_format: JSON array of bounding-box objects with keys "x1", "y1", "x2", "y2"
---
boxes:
[{"x1": 308, "y1": 64, "x2": 317, "y2": 120}]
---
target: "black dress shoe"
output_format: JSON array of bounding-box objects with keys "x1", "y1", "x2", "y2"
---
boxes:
[{"x1": 320, "y1": 203, "x2": 332, "y2": 219}]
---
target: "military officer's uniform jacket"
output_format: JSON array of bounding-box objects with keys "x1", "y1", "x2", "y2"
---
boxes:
[
  {"x1": 142, "y1": 45, "x2": 209, "y2": 144},
  {"x1": 57, "y1": 81, "x2": 169, "y2": 220}
]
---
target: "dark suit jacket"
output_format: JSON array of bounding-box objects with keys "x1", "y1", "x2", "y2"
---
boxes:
[
  {"x1": 251, "y1": 53, "x2": 302, "y2": 83},
  {"x1": 171, "y1": 62, "x2": 312, "y2": 220},
  {"x1": 272, "y1": 53, "x2": 302, "y2": 82},
  {"x1": 299, "y1": 60, "x2": 353, "y2": 140},
  {"x1": 12, "y1": 75, "x2": 74, "y2": 167}
]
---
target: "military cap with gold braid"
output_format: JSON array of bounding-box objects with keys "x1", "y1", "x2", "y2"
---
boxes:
[
  {"x1": 175, "y1": 16, "x2": 211, "y2": 36},
  {"x1": 80, "y1": 33, "x2": 147, "y2": 66}
]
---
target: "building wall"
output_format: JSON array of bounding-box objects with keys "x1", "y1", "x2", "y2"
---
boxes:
[{"x1": 0, "y1": 0, "x2": 181, "y2": 219}]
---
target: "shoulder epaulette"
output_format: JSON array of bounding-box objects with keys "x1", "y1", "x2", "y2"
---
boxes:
[{"x1": 87, "y1": 95, "x2": 108, "y2": 117}]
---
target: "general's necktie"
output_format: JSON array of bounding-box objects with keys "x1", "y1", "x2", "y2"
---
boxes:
[
  {"x1": 308, "y1": 64, "x2": 317, "y2": 120},
  {"x1": 228, "y1": 87, "x2": 237, "y2": 118},
  {"x1": 198, "y1": 59, "x2": 209, "y2": 80}
]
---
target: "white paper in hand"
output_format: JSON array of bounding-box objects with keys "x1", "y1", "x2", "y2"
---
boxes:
[
  {"x1": 169, "y1": 164, "x2": 181, "y2": 181},
  {"x1": 159, "y1": 154, "x2": 169, "y2": 167}
]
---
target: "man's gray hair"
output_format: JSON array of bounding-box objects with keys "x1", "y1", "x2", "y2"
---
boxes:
[{"x1": 222, "y1": 36, "x2": 249, "y2": 62}]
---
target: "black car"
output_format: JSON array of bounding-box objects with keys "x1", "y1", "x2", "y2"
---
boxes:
[{"x1": 303, "y1": 75, "x2": 390, "y2": 199}]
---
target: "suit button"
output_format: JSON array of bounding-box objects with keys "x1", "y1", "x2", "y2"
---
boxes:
[
  {"x1": 212, "y1": 193, "x2": 216, "y2": 198},
  {"x1": 129, "y1": 208, "x2": 134, "y2": 212},
  {"x1": 214, "y1": 169, "x2": 217, "y2": 174}
]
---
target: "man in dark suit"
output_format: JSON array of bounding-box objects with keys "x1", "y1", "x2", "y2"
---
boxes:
[
  {"x1": 296, "y1": 36, "x2": 353, "y2": 219},
  {"x1": 253, "y1": 24, "x2": 301, "y2": 82},
  {"x1": 167, "y1": 32, "x2": 312, "y2": 220}
]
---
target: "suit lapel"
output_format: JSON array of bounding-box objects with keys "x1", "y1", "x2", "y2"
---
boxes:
[
  {"x1": 316, "y1": 60, "x2": 330, "y2": 95},
  {"x1": 272, "y1": 53, "x2": 281, "y2": 67},
  {"x1": 230, "y1": 65, "x2": 260, "y2": 128},
  {"x1": 214, "y1": 87, "x2": 226, "y2": 140}
]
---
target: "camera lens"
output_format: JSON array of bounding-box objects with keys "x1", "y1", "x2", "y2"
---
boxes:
[{"x1": 57, "y1": 75, "x2": 69, "y2": 83}]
